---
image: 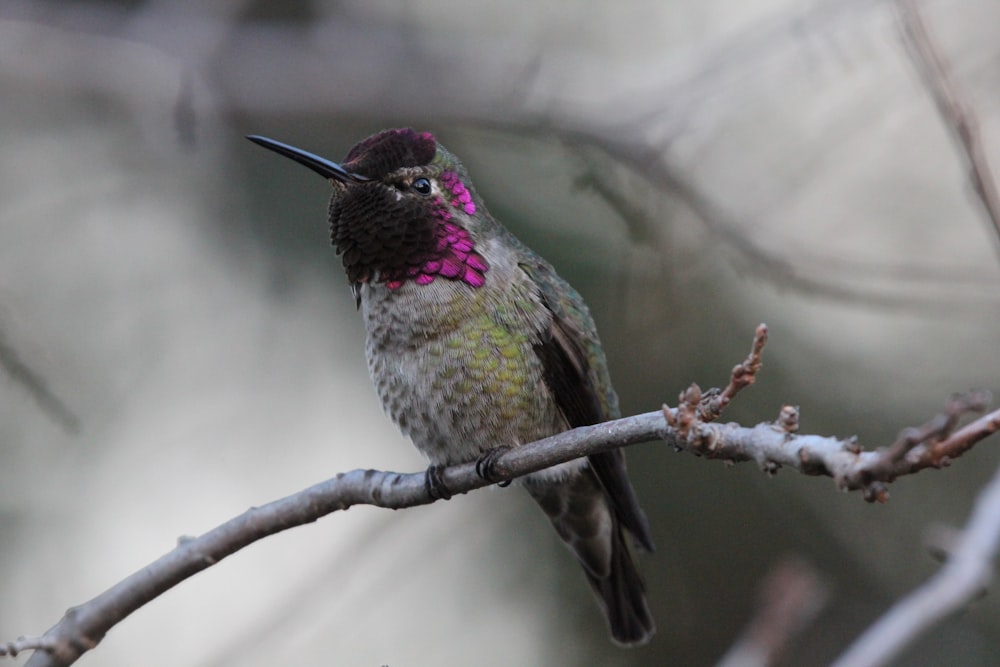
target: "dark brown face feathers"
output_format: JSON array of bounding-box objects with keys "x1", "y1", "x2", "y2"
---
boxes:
[
  {"x1": 326, "y1": 129, "x2": 442, "y2": 285},
  {"x1": 342, "y1": 128, "x2": 437, "y2": 179},
  {"x1": 327, "y1": 128, "x2": 497, "y2": 289},
  {"x1": 327, "y1": 186, "x2": 439, "y2": 285}
]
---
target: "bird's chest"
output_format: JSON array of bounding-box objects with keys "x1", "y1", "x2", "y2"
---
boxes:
[{"x1": 359, "y1": 278, "x2": 563, "y2": 465}]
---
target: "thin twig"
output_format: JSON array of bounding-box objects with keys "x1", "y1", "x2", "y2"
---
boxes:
[
  {"x1": 896, "y1": 0, "x2": 1000, "y2": 259},
  {"x1": 0, "y1": 637, "x2": 52, "y2": 659},
  {"x1": 831, "y1": 460, "x2": 1000, "y2": 667},
  {"x1": 0, "y1": 327, "x2": 79, "y2": 433},
  {"x1": 881, "y1": 391, "x2": 991, "y2": 465},
  {"x1": 699, "y1": 323, "x2": 768, "y2": 422}
]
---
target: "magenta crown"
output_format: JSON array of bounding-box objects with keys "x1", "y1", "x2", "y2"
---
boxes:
[{"x1": 342, "y1": 128, "x2": 438, "y2": 179}]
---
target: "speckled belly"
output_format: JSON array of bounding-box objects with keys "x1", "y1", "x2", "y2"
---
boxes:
[{"x1": 366, "y1": 313, "x2": 565, "y2": 466}]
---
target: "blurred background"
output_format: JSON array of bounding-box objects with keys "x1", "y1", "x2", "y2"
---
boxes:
[{"x1": 1, "y1": 0, "x2": 999, "y2": 665}]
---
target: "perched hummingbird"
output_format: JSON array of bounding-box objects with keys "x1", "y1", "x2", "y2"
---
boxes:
[{"x1": 248, "y1": 128, "x2": 655, "y2": 645}]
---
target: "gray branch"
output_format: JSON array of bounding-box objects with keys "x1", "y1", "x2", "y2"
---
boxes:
[
  {"x1": 4, "y1": 387, "x2": 998, "y2": 665},
  {"x1": 832, "y1": 460, "x2": 1000, "y2": 667}
]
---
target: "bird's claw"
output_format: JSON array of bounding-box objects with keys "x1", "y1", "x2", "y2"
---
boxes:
[
  {"x1": 424, "y1": 464, "x2": 452, "y2": 500},
  {"x1": 476, "y1": 447, "x2": 513, "y2": 487}
]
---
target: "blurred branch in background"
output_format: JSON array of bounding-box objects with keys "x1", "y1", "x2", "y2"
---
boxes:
[
  {"x1": 716, "y1": 558, "x2": 830, "y2": 667},
  {"x1": 566, "y1": 125, "x2": 1000, "y2": 315},
  {"x1": 2, "y1": 327, "x2": 998, "y2": 665},
  {"x1": 832, "y1": 459, "x2": 1000, "y2": 667},
  {"x1": 896, "y1": 0, "x2": 1000, "y2": 258},
  {"x1": 3, "y1": 0, "x2": 998, "y2": 313},
  {"x1": 0, "y1": 325, "x2": 78, "y2": 433}
]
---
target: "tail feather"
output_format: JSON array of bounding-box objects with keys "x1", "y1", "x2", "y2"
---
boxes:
[
  {"x1": 525, "y1": 465, "x2": 655, "y2": 646},
  {"x1": 584, "y1": 524, "x2": 654, "y2": 646}
]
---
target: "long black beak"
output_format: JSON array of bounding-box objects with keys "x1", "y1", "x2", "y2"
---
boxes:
[{"x1": 246, "y1": 135, "x2": 370, "y2": 184}]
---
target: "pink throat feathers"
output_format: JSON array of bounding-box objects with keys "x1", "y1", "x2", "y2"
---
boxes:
[{"x1": 383, "y1": 170, "x2": 488, "y2": 289}]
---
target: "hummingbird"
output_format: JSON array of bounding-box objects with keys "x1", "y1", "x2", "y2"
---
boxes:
[{"x1": 248, "y1": 128, "x2": 655, "y2": 645}]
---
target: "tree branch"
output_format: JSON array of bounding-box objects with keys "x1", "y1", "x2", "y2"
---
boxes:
[
  {"x1": 665, "y1": 386, "x2": 998, "y2": 504},
  {"x1": 0, "y1": 326, "x2": 79, "y2": 433},
  {"x1": 716, "y1": 557, "x2": 829, "y2": 667},
  {"x1": 831, "y1": 458, "x2": 1000, "y2": 667},
  {"x1": 4, "y1": 327, "x2": 998, "y2": 666},
  {"x1": 896, "y1": 0, "x2": 1000, "y2": 259}
]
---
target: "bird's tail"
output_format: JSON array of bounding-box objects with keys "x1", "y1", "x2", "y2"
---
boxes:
[
  {"x1": 583, "y1": 522, "x2": 654, "y2": 646},
  {"x1": 525, "y1": 466, "x2": 654, "y2": 646}
]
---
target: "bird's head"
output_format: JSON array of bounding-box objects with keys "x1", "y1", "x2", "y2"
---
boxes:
[{"x1": 249, "y1": 128, "x2": 490, "y2": 290}]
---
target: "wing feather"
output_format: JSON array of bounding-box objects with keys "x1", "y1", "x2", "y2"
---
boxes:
[{"x1": 523, "y1": 261, "x2": 654, "y2": 551}]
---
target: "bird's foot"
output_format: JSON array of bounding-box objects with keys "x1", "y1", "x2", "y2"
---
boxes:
[
  {"x1": 424, "y1": 464, "x2": 452, "y2": 500},
  {"x1": 475, "y1": 446, "x2": 513, "y2": 487}
]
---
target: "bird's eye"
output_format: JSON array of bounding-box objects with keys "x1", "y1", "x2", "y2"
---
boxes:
[{"x1": 412, "y1": 177, "x2": 432, "y2": 195}]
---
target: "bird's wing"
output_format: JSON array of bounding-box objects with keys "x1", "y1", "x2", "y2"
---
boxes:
[{"x1": 519, "y1": 259, "x2": 655, "y2": 551}]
